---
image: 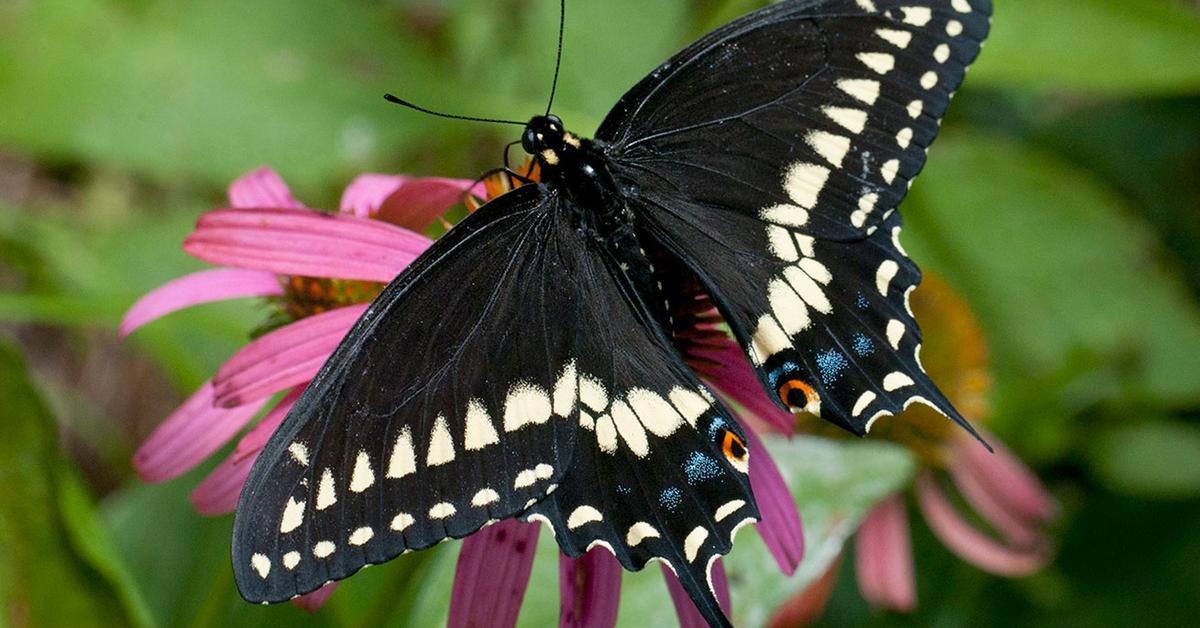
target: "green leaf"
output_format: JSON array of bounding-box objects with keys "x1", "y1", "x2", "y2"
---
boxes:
[
  {"x1": 1087, "y1": 419, "x2": 1200, "y2": 499},
  {"x1": 0, "y1": 342, "x2": 154, "y2": 627},
  {"x1": 972, "y1": 0, "x2": 1200, "y2": 94},
  {"x1": 903, "y1": 131, "x2": 1200, "y2": 407},
  {"x1": 0, "y1": 201, "x2": 263, "y2": 388},
  {"x1": 0, "y1": 0, "x2": 449, "y2": 194},
  {"x1": 448, "y1": 0, "x2": 692, "y2": 134}
]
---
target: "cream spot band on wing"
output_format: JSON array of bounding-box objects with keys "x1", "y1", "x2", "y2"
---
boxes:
[
  {"x1": 684, "y1": 527, "x2": 709, "y2": 563},
  {"x1": 463, "y1": 399, "x2": 499, "y2": 451},
  {"x1": 668, "y1": 387, "x2": 710, "y2": 426},
  {"x1": 875, "y1": 28, "x2": 912, "y2": 49},
  {"x1": 348, "y1": 526, "x2": 374, "y2": 546},
  {"x1": 426, "y1": 414, "x2": 455, "y2": 466},
  {"x1": 837, "y1": 78, "x2": 880, "y2": 105},
  {"x1": 714, "y1": 500, "x2": 746, "y2": 522},
  {"x1": 504, "y1": 382, "x2": 553, "y2": 432},
  {"x1": 251, "y1": 554, "x2": 271, "y2": 579},
  {"x1": 784, "y1": 162, "x2": 830, "y2": 210},
  {"x1": 552, "y1": 361, "x2": 578, "y2": 417},
  {"x1": 315, "y1": 467, "x2": 337, "y2": 510},
  {"x1": 567, "y1": 505, "x2": 603, "y2": 529},
  {"x1": 471, "y1": 488, "x2": 500, "y2": 506},
  {"x1": 313, "y1": 541, "x2": 335, "y2": 558},
  {"x1": 887, "y1": 319, "x2": 907, "y2": 349},
  {"x1": 428, "y1": 502, "x2": 456, "y2": 519},
  {"x1": 288, "y1": 442, "x2": 309, "y2": 466},
  {"x1": 610, "y1": 400, "x2": 650, "y2": 457},
  {"x1": 349, "y1": 450, "x2": 375, "y2": 492},
  {"x1": 852, "y1": 391, "x2": 877, "y2": 417},
  {"x1": 627, "y1": 389, "x2": 686, "y2": 437},
  {"x1": 856, "y1": 52, "x2": 895, "y2": 75},
  {"x1": 876, "y1": 260, "x2": 900, "y2": 295},
  {"x1": 807, "y1": 130, "x2": 851, "y2": 167},
  {"x1": 626, "y1": 522, "x2": 661, "y2": 546},
  {"x1": 280, "y1": 497, "x2": 305, "y2": 533},
  {"x1": 899, "y1": 6, "x2": 932, "y2": 26},
  {"x1": 387, "y1": 426, "x2": 416, "y2": 479},
  {"x1": 823, "y1": 106, "x2": 867, "y2": 134}
]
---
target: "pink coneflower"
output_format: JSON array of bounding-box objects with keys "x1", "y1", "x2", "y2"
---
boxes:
[
  {"x1": 761, "y1": 275, "x2": 1058, "y2": 625},
  {"x1": 123, "y1": 166, "x2": 806, "y2": 624}
]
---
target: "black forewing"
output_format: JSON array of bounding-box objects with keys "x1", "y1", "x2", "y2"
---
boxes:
[
  {"x1": 231, "y1": 184, "x2": 760, "y2": 622},
  {"x1": 598, "y1": 0, "x2": 991, "y2": 435},
  {"x1": 599, "y1": 0, "x2": 991, "y2": 239},
  {"x1": 232, "y1": 185, "x2": 585, "y2": 602},
  {"x1": 523, "y1": 231, "x2": 758, "y2": 628}
]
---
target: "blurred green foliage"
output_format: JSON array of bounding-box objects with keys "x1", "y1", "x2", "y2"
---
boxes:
[{"x1": 1, "y1": 0, "x2": 1199, "y2": 626}]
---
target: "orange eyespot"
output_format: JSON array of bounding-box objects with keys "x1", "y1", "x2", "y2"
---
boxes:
[
  {"x1": 778, "y1": 378, "x2": 818, "y2": 412},
  {"x1": 721, "y1": 430, "x2": 748, "y2": 472}
]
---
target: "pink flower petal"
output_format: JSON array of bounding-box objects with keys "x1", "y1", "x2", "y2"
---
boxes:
[
  {"x1": 229, "y1": 167, "x2": 304, "y2": 209},
  {"x1": 854, "y1": 495, "x2": 916, "y2": 612},
  {"x1": 339, "y1": 174, "x2": 409, "y2": 217},
  {"x1": 234, "y1": 388, "x2": 304, "y2": 462},
  {"x1": 212, "y1": 304, "x2": 364, "y2": 408},
  {"x1": 916, "y1": 473, "x2": 1050, "y2": 577},
  {"x1": 188, "y1": 389, "x2": 304, "y2": 516},
  {"x1": 559, "y1": 548, "x2": 622, "y2": 628},
  {"x1": 955, "y1": 432, "x2": 1057, "y2": 523},
  {"x1": 189, "y1": 449, "x2": 253, "y2": 516},
  {"x1": 132, "y1": 381, "x2": 268, "y2": 483},
  {"x1": 448, "y1": 520, "x2": 540, "y2": 628},
  {"x1": 742, "y1": 420, "x2": 805, "y2": 575},
  {"x1": 374, "y1": 177, "x2": 476, "y2": 231},
  {"x1": 292, "y1": 582, "x2": 338, "y2": 612},
  {"x1": 698, "y1": 339, "x2": 795, "y2": 434},
  {"x1": 663, "y1": 559, "x2": 731, "y2": 628},
  {"x1": 949, "y1": 454, "x2": 1043, "y2": 548},
  {"x1": 120, "y1": 268, "x2": 283, "y2": 337},
  {"x1": 184, "y1": 208, "x2": 431, "y2": 282}
]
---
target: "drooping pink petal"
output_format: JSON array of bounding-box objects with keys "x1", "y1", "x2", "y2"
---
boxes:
[
  {"x1": 188, "y1": 390, "x2": 303, "y2": 516},
  {"x1": 448, "y1": 520, "x2": 541, "y2": 628},
  {"x1": 212, "y1": 304, "x2": 365, "y2": 407},
  {"x1": 915, "y1": 473, "x2": 1050, "y2": 577},
  {"x1": 954, "y1": 432, "x2": 1057, "y2": 523},
  {"x1": 663, "y1": 559, "x2": 731, "y2": 628},
  {"x1": 234, "y1": 388, "x2": 303, "y2": 462},
  {"x1": 559, "y1": 548, "x2": 622, "y2": 628},
  {"x1": 697, "y1": 339, "x2": 795, "y2": 434},
  {"x1": 119, "y1": 268, "x2": 283, "y2": 338},
  {"x1": 339, "y1": 174, "x2": 409, "y2": 217},
  {"x1": 854, "y1": 495, "x2": 916, "y2": 612},
  {"x1": 189, "y1": 449, "x2": 253, "y2": 516},
  {"x1": 184, "y1": 208, "x2": 431, "y2": 282},
  {"x1": 767, "y1": 553, "x2": 843, "y2": 627},
  {"x1": 742, "y1": 420, "x2": 805, "y2": 575},
  {"x1": 132, "y1": 381, "x2": 268, "y2": 483},
  {"x1": 228, "y1": 167, "x2": 304, "y2": 209},
  {"x1": 292, "y1": 582, "x2": 338, "y2": 612},
  {"x1": 374, "y1": 177, "x2": 478, "y2": 231},
  {"x1": 949, "y1": 454, "x2": 1043, "y2": 548}
]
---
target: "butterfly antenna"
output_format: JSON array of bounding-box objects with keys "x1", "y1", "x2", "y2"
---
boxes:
[
  {"x1": 383, "y1": 94, "x2": 526, "y2": 127},
  {"x1": 544, "y1": 0, "x2": 565, "y2": 116}
]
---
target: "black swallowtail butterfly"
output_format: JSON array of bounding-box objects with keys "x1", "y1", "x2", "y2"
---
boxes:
[{"x1": 232, "y1": 1, "x2": 992, "y2": 625}]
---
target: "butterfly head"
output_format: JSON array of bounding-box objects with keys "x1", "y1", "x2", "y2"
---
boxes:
[{"x1": 522, "y1": 114, "x2": 582, "y2": 168}]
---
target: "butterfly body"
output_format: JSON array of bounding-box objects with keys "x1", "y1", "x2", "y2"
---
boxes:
[{"x1": 232, "y1": 2, "x2": 993, "y2": 626}]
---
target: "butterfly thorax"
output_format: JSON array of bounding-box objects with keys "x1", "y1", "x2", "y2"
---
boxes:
[
  {"x1": 523, "y1": 115, "x2": 629, "y2": 237},
  {"x1": 523, "y1": 114, "x2": 671, "y2": 326}
]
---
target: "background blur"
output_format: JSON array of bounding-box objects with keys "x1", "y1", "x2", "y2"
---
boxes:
[{"x1": 2, "y1": 1, "x2": 1200, "y2": 626}]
